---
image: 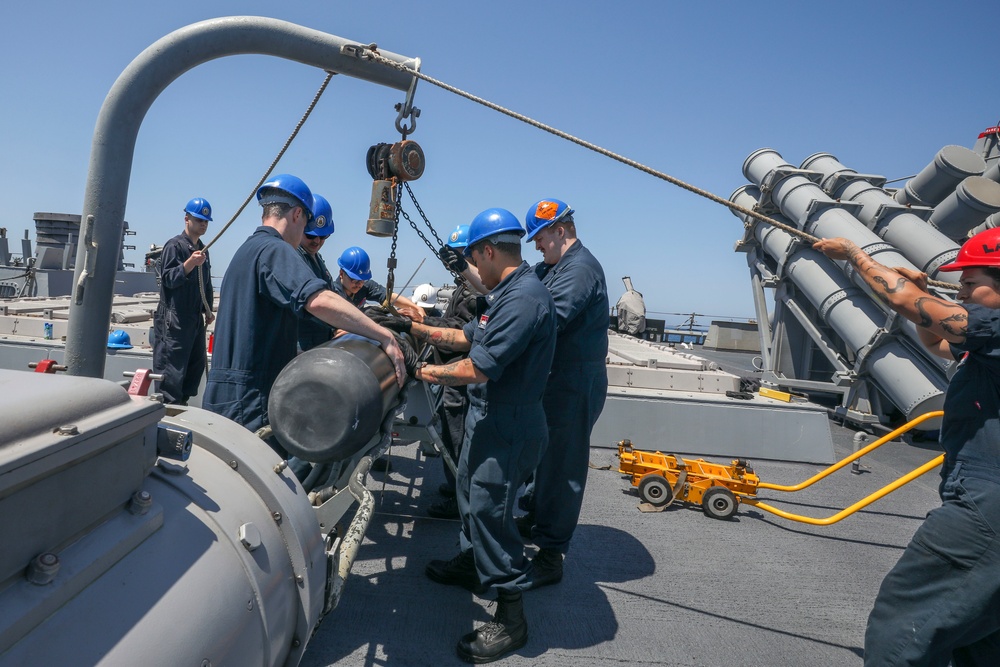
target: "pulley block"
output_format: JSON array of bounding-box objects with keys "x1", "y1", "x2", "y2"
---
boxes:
[
  {"x1": 388, "y1": 140, "x2": 424, "y2": 182},
  {"x1": 365, "y1": 140, "x2": 424, "y2": 182},
  {"x1": 366, "y1": 143, "x2": 393, "y2": 180}
]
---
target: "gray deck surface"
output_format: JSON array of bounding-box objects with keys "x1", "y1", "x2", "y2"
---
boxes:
[{"x1": 301, "y1": 352, "x2": 944, "y2": 666}]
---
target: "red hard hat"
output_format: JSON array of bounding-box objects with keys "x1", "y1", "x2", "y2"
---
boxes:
[{"x1": 939, "y1": 226, "x2": 1000, "y2": 272}]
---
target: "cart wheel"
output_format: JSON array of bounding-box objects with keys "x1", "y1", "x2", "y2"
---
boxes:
[
  {"x1": 702, "y1": 486, "x2": 738, "y2": 520},
  {"x1": 638, "y1": 474, "x2": 672, "y2": 507}
]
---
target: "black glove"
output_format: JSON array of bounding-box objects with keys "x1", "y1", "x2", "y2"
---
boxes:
[
  {"x1": 369, "y1": 312, "x2": 412, "y2": 333},
  {"x1": 397, "y1": 334, "x2": 420, "y2": 377},
  {"x1": 439, "y1": 245, "x2": 468, "y2": 274}
]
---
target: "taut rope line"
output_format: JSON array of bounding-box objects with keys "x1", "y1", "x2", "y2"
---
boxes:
[{"x1": 362, "y1": 49, "x2": 959, "y2": 291}]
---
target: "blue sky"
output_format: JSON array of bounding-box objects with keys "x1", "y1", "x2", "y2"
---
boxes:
[{"x1": 3, "y1": 1, "x2": 997, "y2": 325}]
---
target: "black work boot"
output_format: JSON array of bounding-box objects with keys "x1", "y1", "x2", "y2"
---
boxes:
[
  {"x1": 425, "y1": 550, "x2": 484, "y2": 594},
  {"x1": 427, "y1": 495, "x2": 459, "y2": 519},
  {"x1": 456, "y1": 589, "x2": 528, "y2": 663},
  {"x1": 526, "y1": 548, "x2": 563, "y2": 590}
]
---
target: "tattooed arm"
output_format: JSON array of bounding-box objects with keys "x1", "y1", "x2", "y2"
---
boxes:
[
  {"x1": 415, "y1": 358, "x2": 487, "y2": 386},
  {"x1": 891, "y1": 266, "x2": 955, "y2": 358},
  {"x1": 409, "y1": 321, "x2": 473, "y2": 353},
  {"x1": 813, "y1": 238, "x2": 968, "y2": 355}
]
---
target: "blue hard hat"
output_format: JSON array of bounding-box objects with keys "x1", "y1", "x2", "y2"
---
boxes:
[
  {"x1": 184, "y1": 197, "x2": 213, "y2": 222},
  {"x1": 107, "y1": 330, "x2": 133, "y2": 349},
  {"x1": 338, "y1": 246, "x2": 372, "y2": 281},
  {"x1": 445, "y1": 224, "x2": 471, "y2": 249},
  {"x1": 256, "y1": 173, "x2": 314, "y2": 221},
  {"x1": 524, "y1": 198, "x2": 574, "y2": 241},
  {"x1": 305, "y1": 194, "x2": 335, "y2": 237},
  {"x1": 464, "y1": 208, "x2": 525, "y2": 257}
]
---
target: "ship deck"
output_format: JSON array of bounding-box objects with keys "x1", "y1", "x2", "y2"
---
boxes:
[{"x1": 302, "y1": 349, "x2": 943, "y2": 667}]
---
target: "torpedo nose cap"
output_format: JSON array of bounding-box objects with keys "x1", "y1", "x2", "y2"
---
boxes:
[{"x1": 269, "y1": 336, "x2": 400, "y2": 463}]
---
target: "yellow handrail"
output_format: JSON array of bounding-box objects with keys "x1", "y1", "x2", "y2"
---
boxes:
[
  {"x1": 743, "y1": 454, "x2": 943, "y2": 526},
  {"x1": 758, "y1": 410, "x2": 943, "y2": 492}
]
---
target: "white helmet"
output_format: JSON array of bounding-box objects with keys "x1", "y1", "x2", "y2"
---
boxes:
[{"x1": 412, "y1": 283, "x2": 438, "y2": 309}]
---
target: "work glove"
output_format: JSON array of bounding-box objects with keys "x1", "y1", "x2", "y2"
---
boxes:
[
  {"x1": 369, "y1": 312, "x2": 412, "y2": 334},
  {"x1": 397, "y1": 334, "x2": 420, "y2": 377},
  {"x1": 438, "y1": 245, "x2": 468, "y2": 274}
]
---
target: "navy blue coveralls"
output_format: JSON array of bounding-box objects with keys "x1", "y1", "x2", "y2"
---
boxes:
[
  {"x1": 203, "y1": 227, "x2": 327, "y2": 436},
  {"x1": 865, "y1": 304, "x2": 1000, "y2": 667},
  {"x1": 456, "y1": 262, "x2": 556, "y2": 592},
  {"x1": 524, "y1": 241, "x2": 609, "y2": 554},
  {"x1": 423, "y1": 281, "x2": 479, "y2": 492},
  {"x1": 296, "y1": 247, "x2": 335, "y2": 351},
  {"x1": 153, "y1": 232, "x2": 213, "y2": 405}
]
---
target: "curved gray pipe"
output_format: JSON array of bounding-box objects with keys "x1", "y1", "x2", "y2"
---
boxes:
[{"x1": 66, "y1": 17, "x2": 419, "y2": 378}]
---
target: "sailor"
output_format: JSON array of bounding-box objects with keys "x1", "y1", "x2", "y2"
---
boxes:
[
  {"x1": 403, "y1": 227, "x2": 479, "y2": 519},
  {"x1": 814, "y1": 229, "x2": 1000, "y2": 666},
  {"x1": 382, "y1": 208, "x2": 556, "y2": 663},
  {"x1": 410, "y1": 282, "x2": 442, "y2": 318},
  {"x1": 152, "y1": 198, "x2": 214, "y2": 405},
  {"x1": 516, "y1": 198, "x2": 609, "y2": 590},
  {"x1": 296, "y1": 193, "x2": 336, "y2": 351},
  {"x1": 331, "y1": 246, "x2": 421, "y2": 313},
  {"x1": 202, "y1": 174, "x2": 406, "y2": 442}
]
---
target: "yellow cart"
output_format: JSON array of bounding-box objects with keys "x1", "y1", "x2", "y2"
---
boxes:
[{"x1": 617, "y1": 410, "x2": 944, "y2": 523}]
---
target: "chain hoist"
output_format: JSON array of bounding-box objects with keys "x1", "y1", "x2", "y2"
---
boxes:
[{"x1": 365, "y1": 137, "x2": 426, "y2": 311}]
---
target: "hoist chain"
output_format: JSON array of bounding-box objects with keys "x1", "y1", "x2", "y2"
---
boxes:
[
  {"x1": 398, "y1": 182, "x2": 468, "y2": 286},
  {"x1": 402, "y1": 183, "x2": 446, "y2": 246},
  {"x1": 361, "y1": 48, "x2": 960, "y2": 292},
  {"x1": 381, "y1": 179, "x2": 402, "y2": 313}
]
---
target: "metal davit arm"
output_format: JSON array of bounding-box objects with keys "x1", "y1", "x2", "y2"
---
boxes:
[{"x1": 65, "y1": 16, "x2": 420, "y2": 378}]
